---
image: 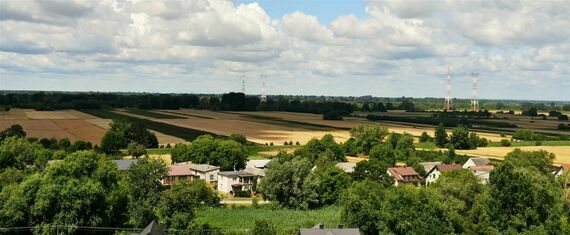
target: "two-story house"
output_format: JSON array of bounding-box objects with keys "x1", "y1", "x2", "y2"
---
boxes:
[
  {"x1": 217, "y1": 171, "x2": 258, "y2": 194},
  {"x1": 425, "y1": 164, "x2": 462, "y2": 185},
  {"x1": 387, "y1": 167, "x2": 422, "y2": 186},
  {"x1": 162, "y1": 164, "x2": 197, "y2": 186},
  {"x1": 174, "y1": 162, "x2": 220, "y2": 184}
]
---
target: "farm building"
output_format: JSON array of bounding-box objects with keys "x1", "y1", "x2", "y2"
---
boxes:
[
  {"x1": 426, "y1": 164, "x2": 463, "y2": 185},
  {"x1": 555, "y1": 164, "x2": 570, "y2": 177},
  {"x1": 387, "y1": 167, "x2": 422, "y2": 186},
  {"x1": 335, "y1": 162, "x2": 357, "y2": 173},
  {"x1": 469, "y1": 165, "x2": 495, "y2": 184},
  {"x1": 217, "y1": 171, "x2": 258, "y2": 194},
  {"x1": 463, "y1": 157, "x2": 491, "y2": 169}
]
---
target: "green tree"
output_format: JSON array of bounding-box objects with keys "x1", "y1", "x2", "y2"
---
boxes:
[
  {"x1": 296, "y1": 134, "x2": 345, "y2": 163},
  {"x1": 0, "y1": 137, "x2": 51, "y2": 170},
  {"x1": 449, "y1": 126, "x2": 472, "y2": 150},
  {"x1": 125, "y1": 158, "x2": 168, "y2": 227},
  {"x1": 368, "y1": 143, "x2": 395, "y2": 166},
  {"x1": 434, "y1": 123, "x2": 448, "y2": 148},
  {"x1": 351, "y1": 159, "x2": 394, "y2": 187},
  {"x1": 341, "y1": 180, "x2": 385, "y2": 234},
  {"x1": 258, "y1": 157, "x2": 313, "y2": 209},
  {"x1": 419, "y1": 131, "x2": 431, "y2": 143},
  {"x1": 211, "y1": 140, "x2": 248, "y2": 171},
  {"x1": 302, "y1": 166, "x2": 351, "y2": 208},
  {"x1": 188, "y1": 135, "x2": 217, "y2": 163},
  {"x1": 170, "y1": 143, "x2": 191, "y2": 163},
  {"x1": 0, "y1": 124, "x2": 26, "y2": 141},
  {"x1": 349, "y1": 125, "x2": 389, "y2": 154},
  {"x1": 229, "y1": 134, "x2": 248, "y2": 145},
  {"x1": 127, "y1": 142, "x2": 147, "y2": 159}
]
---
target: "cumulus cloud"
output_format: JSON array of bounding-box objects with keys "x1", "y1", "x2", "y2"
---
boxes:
[{"x1": 0, "y1": 0, "x2": 568, "y2": 100}]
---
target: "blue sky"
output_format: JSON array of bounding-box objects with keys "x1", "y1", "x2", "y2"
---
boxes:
[{"x1": 0, "y1": 0, "x2": 569, "y2": 100}]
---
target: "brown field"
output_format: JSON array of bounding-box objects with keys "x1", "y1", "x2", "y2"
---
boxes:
[
  {"x1": 0, "y1": 109, "x2": 182, "y2": 145},
  {"x1": 456, "y1": 146, "x2": 570, "y2": 165}
]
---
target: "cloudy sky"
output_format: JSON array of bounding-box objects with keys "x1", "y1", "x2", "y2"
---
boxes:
[{"x1": 0, "y1": 0, "x2": 569, "y2": 100}]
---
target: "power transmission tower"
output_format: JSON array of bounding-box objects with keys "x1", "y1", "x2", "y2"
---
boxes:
[
  {"x1": 240, "y1": 72, "x2": 246, "y2": 94},
  {"x1": 443, "y1": 67, "x2": 452, "y2": 111},
  {"x1": 471, "y1": 72, "x2": 479, "y2": 112},
  {"x1": 260, "y1": 74, "x2": 267, "y2": 103}
]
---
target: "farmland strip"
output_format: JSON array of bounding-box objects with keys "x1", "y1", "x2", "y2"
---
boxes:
[{"x1": 77, "y1": 109, "x2": 219, "y2": 141}]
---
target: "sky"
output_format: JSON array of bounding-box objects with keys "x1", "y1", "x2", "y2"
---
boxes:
[{"x1": 0, "y1": 0, "x2": 569, "y2": 101}]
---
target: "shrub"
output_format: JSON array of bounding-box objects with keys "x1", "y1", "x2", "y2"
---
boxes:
[
  {"x1": 500, "y1": 139, "x2": 512, "y2": 147},
  {"x1": 419, "y1": 132, "x2": 431, "y2": 143},
  {"x1": 234, "y1": 190, "x2": 251, "y2": 198},
  {"x1": 295, "y1": 141, "x2": 300, "y2": 145},
  {"x1": 535, "y1": 141, "x2": 542, "y2": 146},
  {"x1": 284, "y1": 141, "x2": 289, "y2": 146}
]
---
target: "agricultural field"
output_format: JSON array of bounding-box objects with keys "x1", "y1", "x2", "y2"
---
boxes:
[
  {"x1": 194, "y1": 206, "x2": 341, "y2": 234},
  {"x1": 0, "y1": 108, "x2": 182, "y2": 145},
  {"x1": 456, "y1": 146, "x2": 570, "y2": 165}
]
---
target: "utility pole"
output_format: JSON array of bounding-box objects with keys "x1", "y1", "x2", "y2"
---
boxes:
[
  {"x1": 443, "y1": 67, "x2": 452, "y2": 111},
  {"x1": 260, "y1": 74, "x2": 267, "y2": 103},
  {"x1": 240, "y1": 72, "x2": 246, "y2": 94},
  {"x1": 471, "y1": 72, "x2": 479, "y2": 112}
]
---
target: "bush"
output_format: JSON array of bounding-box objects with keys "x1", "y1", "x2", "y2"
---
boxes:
[
  {"x1": 284, "y1": 141, "x2": 289, "y2": 145},
  {"x1": 535, "y1": 141, "x2": 542, "y2": 146},
  {"x1": 419, "y1": 132, "x2": 431, "y2": 143},
  {"x1": 500, "y1": 139, "x2": 512, "y2": 147},
  {"x1": 234, "y1": 190, "x2": 251, "y2": 197},
  {"x1": 295, "y1": 141, "x2": 300, "y2": 145}
]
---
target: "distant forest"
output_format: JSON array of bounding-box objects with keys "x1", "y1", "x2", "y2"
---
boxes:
[{"x1": 0, "y1": 91, "x2": 569, "y2": 115}]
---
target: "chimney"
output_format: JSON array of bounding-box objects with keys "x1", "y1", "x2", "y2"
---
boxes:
[{"x1": 338, "y1": 225, "x2": 344, "y2": 229}]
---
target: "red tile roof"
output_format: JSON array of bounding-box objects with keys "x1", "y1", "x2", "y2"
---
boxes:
[
  {"x1": 168, "y1": 165, "x2": 195, "y2": 176},
  {"x1": 388, "y1": 167, "x2": 420, "y2": 181},
  {"x1": 469, "y1": 165, "x2": 494, "y2": 171},
  {"x1": 436, "y1": 164, "x2": 462, "y2": 172},
  {"x1": 562, "y1": 164, "x2": 570, "y2": 169}
]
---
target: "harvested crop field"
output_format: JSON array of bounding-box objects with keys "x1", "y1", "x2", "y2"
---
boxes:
[
  {"x1": 0, "y1": 109, "x2": 182, "y2": 145},
  {"x1": 456, "y1": 146, "x2": 570, "y2": 165}
]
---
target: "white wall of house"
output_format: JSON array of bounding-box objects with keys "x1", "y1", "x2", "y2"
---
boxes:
[
  {"x1": 192, "y1": 169, "x2": 219, "y2": 183},
  {"x1": 426, "y1": 169, "x2": 441, "y2": 185},
  {"x1": 463, "y1": 159, "x2": 476, "y2": 169},
  {"x1": 473, "y1": 170, "x2": 491, "y2": 184},
  {"x1": 217, "y1": 175, "x2": 234, "y2": 193}
]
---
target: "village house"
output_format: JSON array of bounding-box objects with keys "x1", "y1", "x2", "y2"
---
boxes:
[
  {"x1": 426, "y1": 164, "x2": 463, "y2": 185},
  {"x1": 387, "y1": 167, "x2": 422, "y2": 186},
  {"x1": 419, "y1": 161, "x2": 442, "y2": 176},
  {"x1": 469, "y1": 165, "x2": 495, "y2": 184},
  {"x1": 174, "y1": 161, "x2": 220, "y2": 184},
  {"x1": 300, "y1": 224, "x2": 360, "y2": 235},
  {"x1": 555, "y1": 164, "x2": 570, "y2": 177},
  {"x1": 112, "y1": 159, "x2": 139, "y2": 171},
  {"x1": 217, "y1": 171, "x2": 258, "y2": 194},
  {"x1": 463, "y1": 157, "x2": 490, "y2": 169},
  {"x1": 162, "y1": 164, "x2": 196, "y2": 186}
]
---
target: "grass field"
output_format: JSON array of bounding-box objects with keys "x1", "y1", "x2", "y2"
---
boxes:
[
  {"x1": 78, "y1": 109, "x2": 218, "y2": 141},
  {"x1": 194, "y1": 206, "x2": 341, "y2": 234}
]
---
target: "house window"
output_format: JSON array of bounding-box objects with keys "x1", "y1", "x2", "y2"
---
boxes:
[
  {"x1": 232, "y1": 177, "x2": 236, "y2": 181},
  {"x1": 210, "y1": 175, "x2": 214, "y2": 181}
]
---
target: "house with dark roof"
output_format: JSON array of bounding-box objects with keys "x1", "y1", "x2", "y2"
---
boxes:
[
  {"x1": 469, "y1": 165, "x2": 495, "y2": 184},
  {"x1": 300, "y1": 224, "x2": 360, "y2": 235},
  {"x1": 112, "y1": 159, "x2": 139, "y2": 171},
  {"x1": 387, "y1": 167, "x2": 422, "y2": 186},
  {"x1": 217, "y1": 171, "x2": 258, "y2": 194},
  {"x1": 426, "y1": 164, "x2": 462, "y2": 185},
  {"x1": 463, "y1": 157, "x2": 490, "y2": 169},
  {"x1": 162, "y1": 164, "x2": 197, "y2": 186}
]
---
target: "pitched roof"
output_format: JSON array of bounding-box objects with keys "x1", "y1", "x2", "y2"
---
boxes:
[
  {"x1": 112, "y1": 159, "x2": 139, "y2": 171},
  {"x1": 562, "y1": 164, "x2": 570, "y2": 169},
  {"x1": 468, "y1": 158, "x2": 490, "y2": 166},
  {"x1": 173, "y1": 161, "x2": 219, "y2": 172},
  {"x1": 140, "y1": 220, "x2": 166, "y2": 235},
  {"x1": 168, "y1": 165, "x2": 195, "y2": 176},
  {"x1": 420, "y1": 161, "x2": 441, "y2": 174},
  {"x1": 388, "y1": 167, "x2": 420, "y2": 181},
  {"x1": 218, "y1": 171, "x2": 257, "y2": 177},
  {"x1": 435, "y1": 164, "x2": 463, "y2": 172},
  {"x1": 246, "y1": 159, "x2": 272, "y2": 169},
  {"x1": 300, "y1": 228, "x2": 360, "y2": 235},
  {"x1": 335, "y1": 162, "x2": 357, "y2": 173},
  {"x1": 244, "y1": 167, "x2": 266, "y2": 177},
  {"x1": 469, "y1": 165, "x2": 495, "y2": 171}
]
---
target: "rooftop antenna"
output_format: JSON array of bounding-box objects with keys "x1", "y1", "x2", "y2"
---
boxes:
[
  {"x1": 444, "y1": 67, "x2": 452, "y2": 111},
  {"x1": 471, "y1": 72, "x2": 479, "y2": 112},
  {"x1": 260, "y1": 74, "x2": 267, "y2": 103}
]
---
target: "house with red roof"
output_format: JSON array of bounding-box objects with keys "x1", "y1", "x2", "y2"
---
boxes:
[
  {"x1": 469, "y1": 165, "x2": 495, "y2": 184},
  {"x1": 425, "y1": 164, "x2": 462, "y2": 185},
  {"x1": 162, "y1": 164, "x2": 198, "y2": 186},
  {"x1": 387, "y1": 167, "x2": 422, "y2": 186},
  {"x1": 555, "y1": 164, "x2": 570, "y2": 178}
]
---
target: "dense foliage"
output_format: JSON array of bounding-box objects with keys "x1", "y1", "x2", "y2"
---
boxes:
[
  {"x1": 100, "y1": 120, "x2": 158, "y2": 154},
  {"x1": 170, "y1": 135, "x2": 248, "y2": 170}
]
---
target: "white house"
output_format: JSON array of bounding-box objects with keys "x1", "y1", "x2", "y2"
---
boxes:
[
  {"x1": 555, "y1": 164, "x2": 570, "y2": 178},
  {"x1": 419, "y1": 161, "x2": 441, "y2": 176},
  {"x1": 469, "y1": 165, "x2": 494, "y2": 184},
  {"x1": 426, "y1": 164, "x2": 462, "y2": 185},
  {"x1": 463, "y1": 157, "x2": 490, "y2": 169},
  {"x1": 217, "y1": 171, "x2": 258, "y2": 194}
]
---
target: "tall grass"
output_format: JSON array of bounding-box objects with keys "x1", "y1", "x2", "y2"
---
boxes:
[{"x1": 194, "y1": 206, "x2": 342, "y2": 234}]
